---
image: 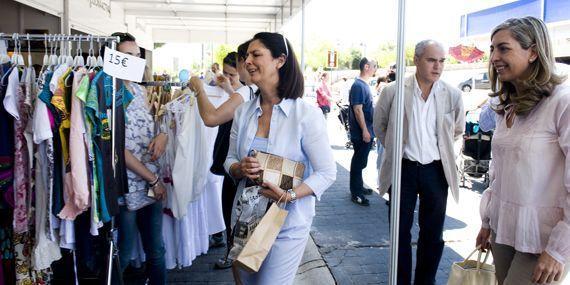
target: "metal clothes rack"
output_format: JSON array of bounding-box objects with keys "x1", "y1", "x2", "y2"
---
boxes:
[
  {"x1": 1, "y1": 33, "x2": 122, "y2": 285},
  {"x1": 140, "y1": 81, "x2": 188, "y2": 87}
]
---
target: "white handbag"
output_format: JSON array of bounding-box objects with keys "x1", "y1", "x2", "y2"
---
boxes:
[{"x1": 447, "y1": 247, "x2": 497, "y2": 285}]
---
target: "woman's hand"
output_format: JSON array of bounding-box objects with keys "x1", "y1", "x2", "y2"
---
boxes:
[
  {"x1": 532, "y1": 252, "x2": 565, "y2": 284},
  {"x1": 152, "y1": 181, "x2": 167, "y2": 201},
  {"x1": 216, "y1": 74, "x2": 233, "y2": 94},
  {"x1": 149, "y1": 133, "x2": 168, "y2": 161},
  {"x1": 239, "y1": 156, "x2": 262, "y2": 181},
  {"x1": 259, "y1": 181, "x2": 289, "y2": 202},
  {"x1": 475, "y1": 227, "x2": 491, "y2": 250},
  {"x1": 188, "y1": 76, "x2": 204, "y2": 94}
]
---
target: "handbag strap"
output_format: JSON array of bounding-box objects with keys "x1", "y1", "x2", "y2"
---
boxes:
[{"x1": 464, "y1": 246, "x2": 492, "y2": 271}]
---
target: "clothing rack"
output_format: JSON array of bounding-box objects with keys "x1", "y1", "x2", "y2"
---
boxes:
[
  {"x1": 140, "y1": 81, "x2": 188, "y2": 87},
  {"x1": 0, "y1": 33, "x2": 119, "y2": 42},
  {"x1": 1, "y1": 33, "x2": 122, "y2": 285}
]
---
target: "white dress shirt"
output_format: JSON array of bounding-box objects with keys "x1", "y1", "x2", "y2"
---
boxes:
[{"x1": 403, "y1": 77, "x2": 441, "y2": 164}]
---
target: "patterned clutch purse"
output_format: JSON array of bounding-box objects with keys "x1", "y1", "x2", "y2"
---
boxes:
[{"x1": 251, "y1": 150, "x2": 305, "y2": 190}]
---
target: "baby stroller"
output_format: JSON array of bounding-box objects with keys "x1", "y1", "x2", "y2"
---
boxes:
[
  {"x1": 458, "y1": 110, "x2": 493, "y2": 188},
  {"x1": 336, "y1": 101, "x2": 352, "y2": 149}
]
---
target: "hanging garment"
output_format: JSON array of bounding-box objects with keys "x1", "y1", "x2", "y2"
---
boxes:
[
  {"x1": 59, "y1": 69, "x2": 89, "y2": 220},
  {"x1": 0, "y1": 64, "x2": 15, "y2": 209},
  {"x1": 37, "y1": 71, "x2": 58, "y2": 244},
  {"x1": 170, "y1": 98, "x2": 210, "y2": 219},
  {"x1": 30, "y1": 78, "x2": 60, "y2": 266},
  {"x1": 162, "y1": 87, "x2": 228, "y2": 268},
  {"x1": 85, "y1": 71, "x2": 131, "y2": 223},
  {"x1": 9, "y1": 66, "x2": 30, "y2": 234}
]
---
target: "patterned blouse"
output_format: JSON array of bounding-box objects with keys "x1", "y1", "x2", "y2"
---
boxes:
[{"x1": 125, "y1": 82, "x2": 159, "y2": 192}]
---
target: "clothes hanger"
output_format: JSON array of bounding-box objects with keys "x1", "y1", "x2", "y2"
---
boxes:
[
  {"x1": 10, "y1": 33, "x2": 18, "y2": 64},
  {"x1": 49, "y1": 35, "x2": 58, "y2": 67},
  {"x1": 57, "y1": 35, "x2": 64, "y2": 66},
  {"x1": 65, "y1": 35, "x2": 74, "y2": 67},
  {"x1": 0, "y1": 33, "x2": 10, "y2": 64},
  {"x1": 26, "y1": 34, "x2": 32, "y2": 68},
  {"x1": 38, "y1": 35, "x2": 49, "y2": 79},
  {"x1": 96, "y1": 36, "x2": 104, "y2": 67},
  {"x1": 42, "y1": 34, "x2": 49, "y2": 67},
  {"x1": 11, "y1": 33, "x2": 25, "y2": 66},
  {"x1": 73, "y1": 35, "x2": 85, "y2": 68},
  {"x1": 87, "y1": 35, "x2": 97, "y2": 70}
]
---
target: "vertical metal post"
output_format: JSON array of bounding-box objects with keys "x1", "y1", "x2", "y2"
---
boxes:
[
  {"x1": 107, "y1": 38, "x2": 118, "y2": 285},
  {"x1": 389, "y1": 0, "x2": 407, "y2": 284},
  {"x1": 300, "y1": 0, "x2": 306, "y2": 72},
  {"x1": 62, "y1": 0, "x2": 70, "y2": 34}
]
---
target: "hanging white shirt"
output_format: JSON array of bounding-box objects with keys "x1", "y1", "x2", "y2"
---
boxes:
[{"x1": 403, "y1": 77, "x2": 440, "y2": 164}]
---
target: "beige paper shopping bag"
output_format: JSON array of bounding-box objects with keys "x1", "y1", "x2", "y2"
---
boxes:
[{"x1": 234, "y1": 202, "x2": 288, "y2": 273}]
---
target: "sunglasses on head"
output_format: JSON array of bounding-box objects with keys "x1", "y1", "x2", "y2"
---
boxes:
[{"x1": 111, "y1": 32, "x2": 135, "y2": 43}]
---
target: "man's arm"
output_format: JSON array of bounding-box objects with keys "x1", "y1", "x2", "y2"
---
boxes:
[
  {"x1": 454, "y1": 91, "x2": 466, "y2": 141},
  {"x1": 373, "y1": 86, "x2": 393, "y2": 146},
  {"x1": 353, "y1": 104, "x2": 371, "y2": 143}
]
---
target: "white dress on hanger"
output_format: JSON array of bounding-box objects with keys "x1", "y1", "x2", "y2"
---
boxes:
[{"x1": 161, "y1": 85, "x2": 227, "y2": 269}]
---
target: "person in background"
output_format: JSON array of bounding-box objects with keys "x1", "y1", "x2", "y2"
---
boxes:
[
  {"x1": 374, "y1": 39, "x2": 464, "y2": 285},
  {"x1": 476, "y1": 16, "x2": 569, "y2": 285},
  {"x1": 112, "y1": 32, "x2": 168, "y2": 285},
  {"x1": 375, "y1": 76, "x2": 388, "y2": 96},
  {"x1": 224, "y1": 32, "x2": 336, "y2": 284},
  {"x1": 205, "y1": 62, "x2": 221, "y2": 86},
  {"x1": 316, "y1": 72, "x2": 333, "y2": 117},
  {"x1": 387, "y1": 64, "x2": 397, "y2": 82},
  {"x1": 348, "y1": 57, "x2": 377, "y2": 206}
]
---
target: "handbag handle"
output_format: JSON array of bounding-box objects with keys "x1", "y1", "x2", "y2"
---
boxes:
[{"x1": 464, "y1": 245, "x2": 492, "y2": 271}]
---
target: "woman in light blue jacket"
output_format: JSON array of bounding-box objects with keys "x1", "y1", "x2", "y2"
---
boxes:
[{"x1": 224, "y1": 32, "x2": 337, "y2": 284}]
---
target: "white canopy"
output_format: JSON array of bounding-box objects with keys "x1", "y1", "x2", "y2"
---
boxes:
[{"x1": 14, "y1": 0, "x2": 308, "y2": 47}]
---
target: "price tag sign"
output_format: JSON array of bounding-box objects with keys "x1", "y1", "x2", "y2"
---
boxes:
[{"x1": 103, "y1": 46, "x2": 146, "y2": 82}]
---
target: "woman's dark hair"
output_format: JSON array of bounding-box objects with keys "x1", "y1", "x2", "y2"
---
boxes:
[
  {"x1": 237, "y1": 39, "x2": 251, "y2": 62},
  {"x1": 223, "y1": 52, "x2": 238, "y2": 69},
  {"x1": 252, "y1": 32, "x2": 304, "y2": 99}
]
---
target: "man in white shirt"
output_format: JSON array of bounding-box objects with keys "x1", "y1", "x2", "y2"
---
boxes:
[{"x1": 373, "y1": 40, "x2": 464, "y2": 285}]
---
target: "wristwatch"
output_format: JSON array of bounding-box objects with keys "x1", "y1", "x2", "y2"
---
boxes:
[{"x1": 287, "y1": 189, "x2": 297, "y2": 203}]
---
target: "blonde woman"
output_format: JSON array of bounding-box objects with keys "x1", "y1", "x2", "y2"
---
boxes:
[{"x1": 476, "y1": 16, "x2": 570, "y2": 284}]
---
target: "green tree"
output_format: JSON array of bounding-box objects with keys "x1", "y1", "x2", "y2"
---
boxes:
[
  {"x1": 349, "y1": 49, "x2": 363, "y2": 69},
  {"x1": 213, "y1": 44, "x2": 235, "y2": 67},
  {"x1": 369, "y1": 42, "x2": 415, "y2": 68}
]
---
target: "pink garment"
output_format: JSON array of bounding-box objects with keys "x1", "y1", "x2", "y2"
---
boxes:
[
  {"x1": 480, "y1": 81, "x2": 570, "y2": 264},
  {"x1": 13, "y1": 73, "x2": 30, "y2": 234},
  {"x1": 316, "y1": 81, "x2": 331, "y2": 107},
  {"x1": 58, "y1": 70, "x2": 89, "y2": 220}
]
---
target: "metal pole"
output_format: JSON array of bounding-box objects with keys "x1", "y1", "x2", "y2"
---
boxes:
[
  {"x1": 107, "y1": 38, "x2": 118, "y2": 285},
  {"x1": 389, "y1": 0, "x2": 407, "y2": 284},
  {"x1": 62, "y1": 0, "x2": 70, "y2": 34},
  {"x1": 0, "y1": 34, "x2": 118, "y2": 42},
  {"x1": 301, "y1": 0, "x2": 306, "y2": 72}
]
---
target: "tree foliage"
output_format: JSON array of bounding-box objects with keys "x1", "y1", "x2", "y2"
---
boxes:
[{"x1": 213, "y1": 44, "x2": 236, "y2": 67}]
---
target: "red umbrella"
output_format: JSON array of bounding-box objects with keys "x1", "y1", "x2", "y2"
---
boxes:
[{"x1": 449, "y1": 45, "x2": 485, "y2": 63}]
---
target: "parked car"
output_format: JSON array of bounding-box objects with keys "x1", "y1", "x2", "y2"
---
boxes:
[{"x1": 458, "y1": 72, "x2": 490, "y2": 92}]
